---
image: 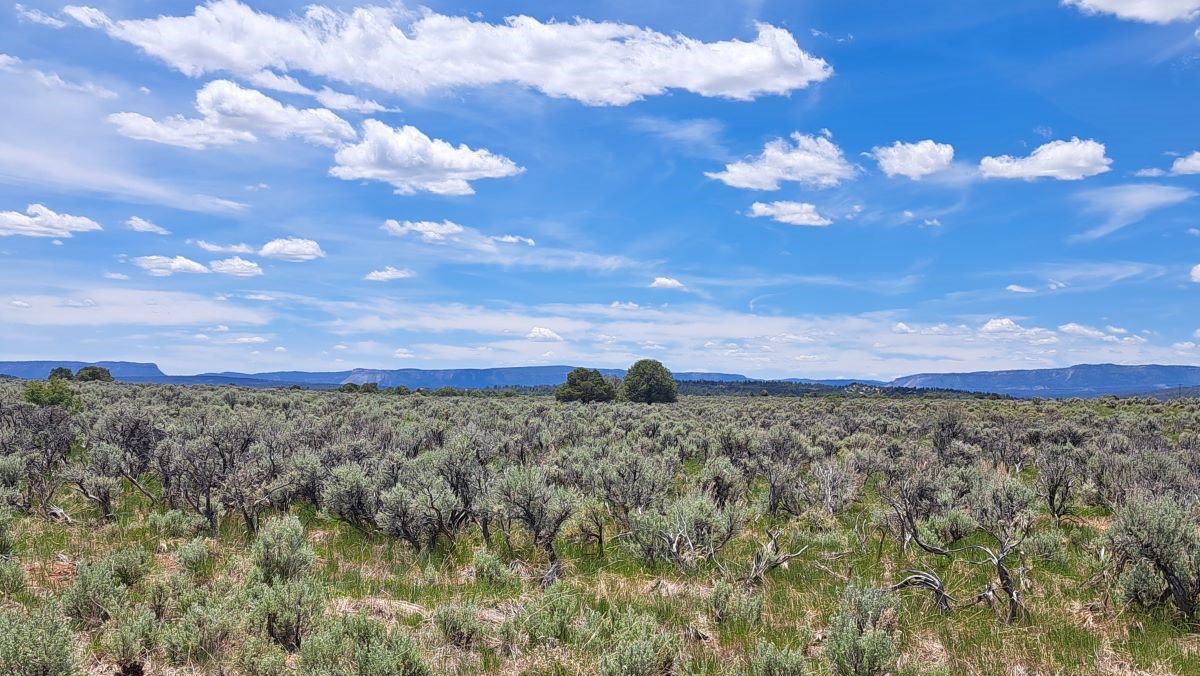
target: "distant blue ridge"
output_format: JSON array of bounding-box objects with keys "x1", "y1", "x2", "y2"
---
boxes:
[{"x1": 3, "y1": 360, "x2": 1199, "y2": 398}]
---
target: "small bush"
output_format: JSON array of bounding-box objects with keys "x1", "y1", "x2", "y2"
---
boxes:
[
  {"x1": 235, "y1": 636, "x2": 290, "y2": 676},
  {"x1": 708, "y1": 580, "x2": 764, "y2": 626},
  {"x1": 300, "y1": 612, "x2": 430, "y2": 675},
  {"x1": 321, "y1": 464, "x2": 378, "y2": 529},
  {"x1": 252, "y1": 577, "x2": 327, "y2": 650},
  {"x1": 160, "y1": 595, "x2": 237, "y2": 664},
  {"x1": 104, "y1": 547, "x2": 151, "y2": 587},
  {"x1": 472, "y1": 549, "x2": 515, "y2": 587},
  {"x1": 518, "y1": 586, "x2": 579, "y2": 644},
  {"x1": 99, "y1": 606, "x2": 156, "y2": 673},
  {"x1": 149, "y1": 510, "x2": 208, "y2": 538},
  {"x1": 747, "y1": 639, "x2": 810, "y2": 675},
  {"x1": 0, "y1": 508, "x2": 15, "y2": 557},
  {"x1": 1119, "y1": 559, "x2": 1165, "y2": 608},
  {"x1": 176, "y1": 537, "x2": 214, "y2": 578},
  {"x1": 0, "y1": 606, "x2": 79, "y2": 676},
  {"x1": 433, "y1": 603, "x2": 484, "y2": 648},
  {"x1": 62, "y1": 560, "x2": 127, "y2": 628},
  {"x1": 0, "y1": 558, "x2": 24, "y2": 596},
  {"x1": 825, "y1": 584, "x2": 899, "y2": 676},
  {"x1": 586, "y1": 609, "x2": 676, "y2": 676},
  {"x1": 253, "y1": 515, "x2": 314, "y2": 583},
  {"x1": 1023, "y1": 528, "x2": 1067, "y2": 565}
]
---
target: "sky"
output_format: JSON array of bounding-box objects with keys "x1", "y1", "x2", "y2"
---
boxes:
[{"x1": 0, "y1": 0, "x2": 1199, "y2": 380}]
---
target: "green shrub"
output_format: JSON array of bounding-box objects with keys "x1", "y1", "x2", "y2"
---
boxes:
[
  {"x1": 1023, "y1": 527, "x2": 1067, "y2": 565},
  {"x1": 1119, "y1": 559, "x2": 1165, "y2": 608},
  {"x1": 627, "y1": 492, "x2": 744, "y2": 570},
  {"x1": 0, "y1": 459, "x2": 22, "y2": 510},
  {"x1": 747, "y1": 639, "x2": 810, "y2": 675},
  {"x1": 176, "y1": 537, "x2": 214, "y2": 578},
  {"x1": 321, "y1": 464, "x2": 378, "y2": 529},
  {"x1": 235, "y1": 635, "x2": 291, "y2": 676},
  {"x1": 99, "y1": 606, "x2": 156, "y2": 673},
  {"x1": 0, "y1": 558, "x2": 24, "y2": 596},
  {"x1": 518, "y1": 586, "x2": 579, "y2": 644},
  {"x1": 62, "y1": 560, "x2": 127, "y2": 628},
  {"x1": 104, "y1": 547, "x2": 151, "y2": 587},
  {"x1": 0, "y1": 507, "x2": 14, "y2": 557},
  {"x1": 160, "y1": 595, "x2": 237, "y2": 664},
  {"x1": 22, "y1": 378, "x2": 80, "y2": 409},
  {"x1": 149, "y1": 510, "x2": 208, "y2": 538},
  {"x1": 472, "y1": 549, "x2": 515, "y2": 587},
  {"x1": 433, "y1": 603, "x2": 484, "y2": 648},
  {"x1": 252, "y1": 577, "x2": 327, "y2": 650},
  {"x1": 825, "y1": 584, "x2": 899, "y2": 676},
  {"x1": 253, "y1": 515, "x2": 314, "y2": 583},
  {"x1": 708, "y1": 580, "x2": 764, "y2": 625},
  {"x1": 0, "y1": 606, "x2": 79, "y2": 676},
  {"x1": 585, "y1": 609, "x2": 676, "y2": 676},
  {"x1": 300, "y1": 613, "x2": 430, "y2": 675}
]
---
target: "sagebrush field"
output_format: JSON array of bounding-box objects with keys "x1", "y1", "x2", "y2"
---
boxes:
[{"x1": 2, "y1": 379, "x2": 1199, "y2": 674}]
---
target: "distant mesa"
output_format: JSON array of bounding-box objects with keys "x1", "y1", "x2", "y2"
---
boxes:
[{"x1": 1, "y1": 360, "x2": 1198, "y2": 399}]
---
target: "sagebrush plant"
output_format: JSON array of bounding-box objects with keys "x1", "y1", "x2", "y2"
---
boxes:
[
  {"x1": 824, "y1": 584, "x2": 900, "y2": 676},
  {"x1": 99, "y1": 606, "x2": 157, "y2": 672},
  {"x1": 471, "y1": 548, "x2": 515, "y2": 587},
  {"x1": 300, "y1": 612, "x2": 430, "y2": 675},
  {"x1": 176, "y1": 536, "x2": 215, "y2": 578},
  {"x1": 252, "y1": 514, "x2": 315, "y2": 583},
  {"x1": 62, "y1": 559, "x2": 128, "y2": 628},
  {"x1": 433, "y1": 602, "x2": 485, "y2": 648},
  {"x1": 1, "y1": 380, "x2": 1200, "y2": 673},
  {"x1": 747, "y1": 639, "x2": 810, "y2": 676},
  {"x1": 0, "y1": 606, "x2": 79, "y2": 676}
]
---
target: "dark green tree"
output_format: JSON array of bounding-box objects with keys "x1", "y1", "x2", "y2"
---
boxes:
[
  {"x1": 619, "y1": 359, "x2": 677, "y2": 404},
  {"x1": 74, "y1": 366, "x2": 114, "y2": 382},
  {"x1": 555, "y1": 367, "x2": 617, "y2": 403},
  {"x1": 48, "y1": 367, "x2": 74, "y2": 381}
]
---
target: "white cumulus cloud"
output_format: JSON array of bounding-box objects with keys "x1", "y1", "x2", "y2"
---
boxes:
[
  {"x1": 126, "y1": 216, "x2": 169, "y2": 235},
  {"x1": 1006, "y1": 284, "x2": 1036, "y2": 294},
  {"x1": 259, "y1": 237, "x2": 325, "y2": 262},
  {"x1": 381, "y1": 219, "x2": 464, "y2": 242},
  {"x1": 330, "y1": 121, "x2": 522, "y2": 195},
  {"x1": 870, "y1": 140, "x2": 954, "y2": 180},
  {"x1": 1171, "y1": 151, "x2": 1200, "y2": 175},
  {"x1": 526, "y1": 326, "x2": 563, "y2": 342},
  {"x1": 0, "y1": 204, "x2": 102, "y2": 238},
  {"x1": 748, "y1": 201, "x2": 832, "y2": 226},
  {"x1": 1191, "y1": 264, "x2": 1200, "y2": 283},
  {"x1": 365, "y1": 266, "x2": 416, "y2": 281},
  {"x1": 651, "y1": 276, "x2": 687, "y2": 290},
  {"x1": 210, "y1": 256, "x2": 263, "y2": 277},
  {"x1": 109, "y1": 80, "x2": 355, "y2": 149},
  {"x1": 706, "y1": 132, "x2": 855, "y2": 190},
  {"x1": 66, "y1": 1, "x2": 831, "y2": 106},
  {"x1": 980, "y1": 138, "x2": 1112, "y2": 181},
  {"x1": 132, "y1": 255, "x2": 210, "y2": 276},
  {"x1": 1063, "y1": 0, "x2": 1200, "y2": 23}
]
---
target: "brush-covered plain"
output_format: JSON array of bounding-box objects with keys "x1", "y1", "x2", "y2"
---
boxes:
[{"x1": 1, "y1": 380, "x2": 1199, "y2": 674}]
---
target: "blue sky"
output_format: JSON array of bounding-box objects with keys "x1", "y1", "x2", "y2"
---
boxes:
[{"x1": 1, "y1": 0, "x2": 1198, "y2": 379}]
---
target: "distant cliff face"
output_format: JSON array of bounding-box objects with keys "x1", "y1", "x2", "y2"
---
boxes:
[
  {"x1": 0, "y1": 361, "x2": 165, "y2": 380},
  {"x1": 889, "y1": 364, "x2": 1200, "y2": 397},
  {"x1": 4, "y1": 360, "x2": 1200, "y2": 398}
]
